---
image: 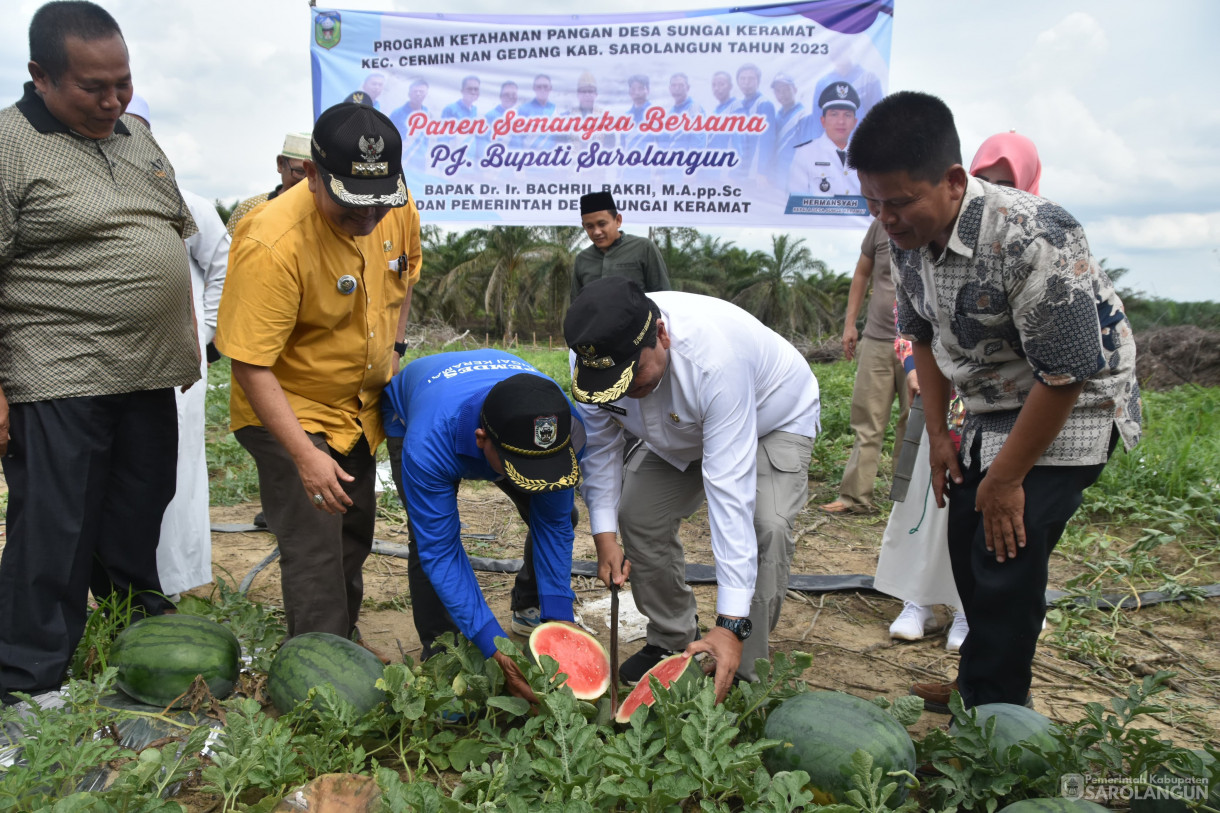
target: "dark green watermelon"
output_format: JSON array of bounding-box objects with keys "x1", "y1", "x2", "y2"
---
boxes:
[
  {"x1": 267, "y1": 632, "x2": 386, "y2": 715},
  {"x1": 763, "y1": 691, "x2": 916, "y2": 804},
  {"x1": 111, "y1": 614, "x2": 240, "y2": 708},
  {"x1": 1130, "y1": 750, "x2": 1218, "y2": 813},
  {"x1": 999, "y1": 800, "x2": 1110, "y2": 812},
  {"x1": 952, "y1": 703, "x2": 1060, "y2": 773}
]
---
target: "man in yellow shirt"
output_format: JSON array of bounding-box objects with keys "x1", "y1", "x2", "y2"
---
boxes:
[{"x1": 216, "y1": 102, "x2": 420, "y2": 646}]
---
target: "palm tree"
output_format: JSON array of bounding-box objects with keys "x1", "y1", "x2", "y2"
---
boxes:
[
  {"x1": 730, "y1": 234, "x2": 821, "y2": 334},
  {"x1": 529, "y1": 225, "x2": 586, "y2": 333},
  {"x1": 445, "y1": 226, "x2": 546, "y2": 342},
  {"x1": 415, "y1": 227, "x2": 485, "y2": 325},
  {"x1": 652, "y1": 228, "x2": 695, "y2": 281},
  {"x1": 790, "y1": 264, "x2": 851, "y2": 338}
]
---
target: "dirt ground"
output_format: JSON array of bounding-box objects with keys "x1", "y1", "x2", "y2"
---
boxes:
[
  {"x1": 201, "y1": 481, "x2": 1220, "y2": 748},
  {"x1": 1135, "y1": 326, "x2": 1220, "y2": 390}
]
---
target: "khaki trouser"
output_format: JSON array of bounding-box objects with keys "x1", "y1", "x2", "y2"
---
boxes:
[
  {"x1": 618, "y1": 430, "x2": 813, "y2": 681},
  {"x1": 838, "y1": 335, "x2": 909, "y2": 510}
]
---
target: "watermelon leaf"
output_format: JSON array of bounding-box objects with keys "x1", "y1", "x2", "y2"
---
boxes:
[
  {"x1": 448, "y1": 737, "x2": 492, "y2": 771},
  {"x1": 872, "y1": 694, "x2": 925, "y2": 728},
  {"x1": 487, "y1": 695, "x2": 531, "y2": 717},
  {"x1": 841, "y1": 748, "x2": 920, "y2": 813}
]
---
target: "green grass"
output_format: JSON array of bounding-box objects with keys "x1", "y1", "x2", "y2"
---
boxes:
[
  {"x1": 1089, "y1": 385, "x2": 1220, "y2": 520},
  {"x1": 205, "y1": 357, "x2": 261, "y2": 506}
]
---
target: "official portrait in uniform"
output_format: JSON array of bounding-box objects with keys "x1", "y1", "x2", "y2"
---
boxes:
[{"x1": 788, "y1": 81, "x2": 861, "y2": 198}]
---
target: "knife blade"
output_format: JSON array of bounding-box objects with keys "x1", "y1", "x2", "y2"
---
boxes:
[{"x1": 609, "y1": 582, "x2": 620, "y2": 714}]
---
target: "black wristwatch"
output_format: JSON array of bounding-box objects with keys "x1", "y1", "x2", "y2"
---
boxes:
[
  {"x1": 716, "y1": 615, "x2": 752, "y2": 641},
  {"x1": 393, "y1": 340, "x2": 408, "y2": 355}
]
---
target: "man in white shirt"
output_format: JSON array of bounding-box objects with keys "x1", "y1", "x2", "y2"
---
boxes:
[
  {"x1": 124, "y1": 94, "x2": 227, "y2": 598},
  {"x1": 565, "y1": 278, "x2": 820, "y2": 701}
]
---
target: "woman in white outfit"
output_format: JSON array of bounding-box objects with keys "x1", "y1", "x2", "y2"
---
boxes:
[{"x1": 125, "y1": 96, "x2": 229, "y2": 598}]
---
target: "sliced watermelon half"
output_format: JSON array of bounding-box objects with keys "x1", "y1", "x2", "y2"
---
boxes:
[
  {"x1": 528, "y1": 621, "x2": 611, "y2": 700},
  {"x1": 613, "y1": 652, "x2": 698, "y2": 724}
]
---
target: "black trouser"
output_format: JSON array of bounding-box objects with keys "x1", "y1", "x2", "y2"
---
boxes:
[
  {"x1": 948, "y1": 436, "x2": 1108, "y2": 708},
  {"x1": 387, "y1": 436, "x2": 553, "y2": 658},
  {"x1": 236, "y1": 427, "x2": 377, "y2": 639},
  {"x1": 0, "y1": 390, "x2": 178, "y2": 698}
]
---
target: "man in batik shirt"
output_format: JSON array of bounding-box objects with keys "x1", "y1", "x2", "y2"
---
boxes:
[{"x1": 848, "y1": 91, "x2": 1141, "y2": 713}]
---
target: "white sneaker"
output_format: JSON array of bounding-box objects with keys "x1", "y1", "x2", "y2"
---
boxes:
[
  {"x1": 946, "y1": 612, "x2": 969, "y2": 652},
  {"x1": 889, "y1": 602, "x2": 935, "y2": 641}
]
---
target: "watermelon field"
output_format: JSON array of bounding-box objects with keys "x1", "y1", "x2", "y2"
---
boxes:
[{"x1": 1, "y1": 337, "x2": 1218, "y2": 812}]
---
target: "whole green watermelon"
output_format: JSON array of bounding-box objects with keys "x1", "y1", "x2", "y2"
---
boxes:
[
  {"x1": 999, "y1": 799, "x2": 1110, "y2": 812},
  {"x1": 1130, "y1": 750, "x2": 1218, "y2": 813},
  {"x1": 111, "y1": 614, "x2": 240, "y2": 708},
  {"x1": 267, "y1": 632, "x2": 387, "y2": 715},
  {"x1": 952, "y1": 703, "x2": 1060, "y2": 772},
  {"x1": 763, "y1": 691, "x2": 916, "y2": 804}
]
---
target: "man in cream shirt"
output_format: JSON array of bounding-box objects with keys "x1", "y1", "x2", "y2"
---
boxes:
[{"x1": 564, "y1": 278, "x2": 819, "y2": 701}]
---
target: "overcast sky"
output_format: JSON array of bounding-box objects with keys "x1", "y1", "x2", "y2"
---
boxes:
[{"x1": 5, "y1": 0, "x2": 1218, "y2": 302}]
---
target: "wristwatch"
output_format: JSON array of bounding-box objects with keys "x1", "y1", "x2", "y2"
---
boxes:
[
  {"x1": 393, "y1": 340, "x2": 408, "y2": 355},
  {"x1": 716, "y1": 615, "x2": 752, "y2": 641}
]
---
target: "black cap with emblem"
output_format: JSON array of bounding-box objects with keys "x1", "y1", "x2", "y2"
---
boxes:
[
  {"x1": 817, "y1": 81, "x2": 861, "y2": 113},
  {"x1": 564, "y1": 277, "x2": 659, "y2": 404},
  {"x1": 480, "y1": 373, "x2": 581, "y2": 493},
  {"x1": 311, "y1": 102, "x2": 408, "y2": 209}
]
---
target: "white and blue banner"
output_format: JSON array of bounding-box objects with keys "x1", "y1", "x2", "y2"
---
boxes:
[{"x1": 310, "y1": 1, "x2": 892, "y2": 228}]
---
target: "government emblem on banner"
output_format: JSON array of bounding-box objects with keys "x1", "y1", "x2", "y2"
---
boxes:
[{"x1": 314, "y1": 11, "x2": 341, "y2": 49}]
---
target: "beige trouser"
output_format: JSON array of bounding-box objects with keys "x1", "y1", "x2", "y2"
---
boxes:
[
  {"x1": 618, "y1": 430, "x2": 813, "y2": 681},
  {"x1": 838, "y1": 335, "x2": 909, "y2": 510}
]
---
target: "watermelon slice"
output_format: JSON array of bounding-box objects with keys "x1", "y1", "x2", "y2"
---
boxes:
[
  {"x1": 528, "y1": 622, "x2": 611, "y2": 700},
  {"x1": 613, "y1": 652, "x2": 697, "y2": 723}
]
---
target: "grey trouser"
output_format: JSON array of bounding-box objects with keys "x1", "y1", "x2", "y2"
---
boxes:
[
  {"x1": 618, "y1": 430, "x2": 813, "y2": 681},
  {"x1": 839, "y1": 335, "x2": 909, "y2": 510},
  {"x1": 236, "y1": 426, "x2": 377, "y2": 639}
]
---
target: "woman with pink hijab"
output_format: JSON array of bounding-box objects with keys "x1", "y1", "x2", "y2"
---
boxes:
[
  {"x1": 875, "y1": 131, "x2": 1043, "y2": 652},
  {"x1": 969, "y1": 131, "x2": 1042, "y2": 194}
]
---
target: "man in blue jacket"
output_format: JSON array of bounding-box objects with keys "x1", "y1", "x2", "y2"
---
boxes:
[{"x1": 382, "y1": 350, "x2": 583, "y2": 702}]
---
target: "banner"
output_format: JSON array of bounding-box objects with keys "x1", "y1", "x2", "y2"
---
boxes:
[{"x1": 310, "y1": 1, "x2": 892, "y2": 228}]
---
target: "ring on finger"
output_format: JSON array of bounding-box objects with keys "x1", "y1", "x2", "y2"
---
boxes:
[{"x1": 312, "y1": 493, "x2": 325, "y2": 506}]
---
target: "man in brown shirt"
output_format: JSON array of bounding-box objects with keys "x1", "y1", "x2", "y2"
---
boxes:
[
  {"x1": 820, "y1": 218, "x2": 909, "y2": 515},
  {"x1": 0, "y1": 1, "x2": 200, "y2": 704}
]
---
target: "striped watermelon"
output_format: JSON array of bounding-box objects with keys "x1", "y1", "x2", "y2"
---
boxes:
[
  {"x1": 267, "y1": 632, "x2": 387, "y2": 715},
  {"x1": 111, "y1": 614, "x2": 240, "y2": 708},
  {"x1": 528, "y1": 622, "x2": 611, "y2": 700},
  {"x1": 952, "y1": 703, "x2": 1060, "y2": 772},
  {"x1": 1130, "y1": 750, "x2": 1219, "y2": 813},
  {"x1": 763, "y1": 691, "x2": 917, "y2": 805},
  {"x1": 998, "y1": 800, "x2": 1110, "y2": 812},
  {"x1": 613, "y1": 653, "x2": 700, "y2": 724}
]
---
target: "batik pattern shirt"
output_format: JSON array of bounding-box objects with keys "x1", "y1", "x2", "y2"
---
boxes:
[{"x1": 894, "y1": 176, "x2": 1141, "y2": 470}]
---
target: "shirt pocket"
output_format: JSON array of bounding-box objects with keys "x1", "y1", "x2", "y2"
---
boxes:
[{"x1": 951, "y1": 309, "x2": 1020, "y2": 355}]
